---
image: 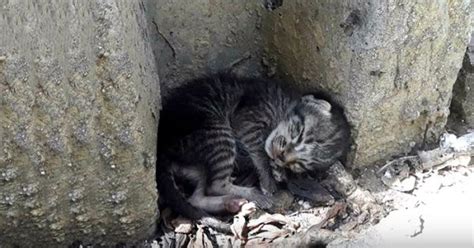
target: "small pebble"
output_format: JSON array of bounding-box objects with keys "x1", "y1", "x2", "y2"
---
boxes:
[
  {"x1": 151, "y1": 241, "x2": 159, "y2": 248},
  {"x1": 302, "y1": 201, "x2": 312, "y2": 210}
]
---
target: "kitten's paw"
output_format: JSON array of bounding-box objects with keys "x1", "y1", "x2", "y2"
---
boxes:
[
  {"x1": 249, "y1": 190, "x2": 274, "y2": 210},
  {"x1": 261, "y1": 180, "x2": 278, "y2": 196},
  {"x1": 271, "y1": 167, "x2": 287, "y2": 183},
  {"x1": 224, "y1": 197, "x2": 248, "y2": 213}
]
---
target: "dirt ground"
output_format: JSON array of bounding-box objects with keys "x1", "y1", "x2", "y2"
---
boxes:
[{"x1": 329, "y1": 163, "x2": 473, "y2": 248}]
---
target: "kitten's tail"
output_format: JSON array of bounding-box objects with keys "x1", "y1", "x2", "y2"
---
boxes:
[{"x1": 156, "y1": 164, "x2": 231, "y2": 233}]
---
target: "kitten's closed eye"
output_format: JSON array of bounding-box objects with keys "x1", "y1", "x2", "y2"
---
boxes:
[
  {"x1": 275, "y1": 135, "x2": 287, "y2": 148},
  {"x1": 290, "y1": 124, "x2": 301, "y2": 139},
  {"x1": 289, "y1": 118, "x2": 304, "y2": 141}
]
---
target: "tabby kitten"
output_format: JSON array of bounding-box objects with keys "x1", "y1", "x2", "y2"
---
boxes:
[{"x1": 157, "y1": 73, "x2": 350, "y2": 225}]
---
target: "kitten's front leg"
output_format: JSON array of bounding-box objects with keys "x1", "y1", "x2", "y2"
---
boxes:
[
  {"x1": 207, "y1": 180, "x2": 273, "y2": 210},
  {"x1": 250, "y1": 152, "x2": 279, "y2": 195},
  {"x1": 269, "y1": 160, "x2": 288, "y2": 183},
  {"x1": 239, "y1": 128, "x2": 279, "y2": 195}
]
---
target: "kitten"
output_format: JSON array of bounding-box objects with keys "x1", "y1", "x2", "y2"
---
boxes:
[{"x1": 156, "y1": 73, "x2": 350, "y2": 229}]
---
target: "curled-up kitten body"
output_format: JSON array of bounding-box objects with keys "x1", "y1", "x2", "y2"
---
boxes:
[{"x1": 156, "y1": 73, "x2": 350, "y2": 229}]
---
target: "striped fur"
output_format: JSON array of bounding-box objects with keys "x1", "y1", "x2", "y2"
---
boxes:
[{"x1": 157, "y1": 73, "x2": 350, "y2": 224}]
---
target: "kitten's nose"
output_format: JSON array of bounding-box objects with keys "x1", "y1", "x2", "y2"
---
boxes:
[
  {"x1": 271, "y1": 146, "x2": 285, "y2": 162},
  {"x1": 277, "y1": 150, "x2": 286, "y2": 162}
]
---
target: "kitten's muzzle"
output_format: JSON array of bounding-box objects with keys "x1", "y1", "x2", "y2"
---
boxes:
[
  {"x1": 272, "y1": 146, "x2": 297, "y2": 166},
  {"x1": 271, "y1": 145, "x2": 285, "y2": 163}
]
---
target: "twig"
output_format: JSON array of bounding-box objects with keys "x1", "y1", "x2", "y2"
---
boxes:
[
  {"x1": 421, "y1": 121, "x2": 432, "y2": 150},
  {"x1": 376, "y1": 155, "x2": 419, "y2": 174},
  {"x1": 313, "y1": 202, "x2": 347, "y2": 229},
  {"x1": 379, "y1": 132, "x2": 474, "y2": 184},
  {"x1": 152, "y1": 20, "x2": 176, "y2": 58},
  {"x1": 410, "y1": 216, "x2": 425, "y2": 238}
]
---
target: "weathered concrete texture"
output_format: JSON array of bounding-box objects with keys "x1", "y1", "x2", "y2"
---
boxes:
[
  {"x1": 0, "y1": 1, "x2": 160, "y2": 246},
  {"x1": 263, "y1": 1, "x2": 472, "y2": 166},
  {"x1": 450, "y1": 33, "x2": 474, "y2": 130},
  {"x1": 146, "y1": 0, "x2": 267, "y2": 99}
]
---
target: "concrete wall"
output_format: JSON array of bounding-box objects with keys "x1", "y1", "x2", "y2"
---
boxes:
[
  {"x1": 0, "y1": 1, "x2": 159, "y2": 246},
  {"x1": 145, "y1": 0, "x2": 268, "y2": 99}
]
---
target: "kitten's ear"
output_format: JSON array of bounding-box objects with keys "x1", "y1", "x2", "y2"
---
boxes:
[{"x1": 302, "y1": 95, "x2": 331, "y2": 115}]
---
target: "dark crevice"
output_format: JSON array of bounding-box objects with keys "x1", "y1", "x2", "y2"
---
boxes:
[
  {"x1": 264, "y1": 0, "x2": 283, "y2": 11},
  {"x1": 410, "y1": 216, "x2": 425, "y2": 237},
  {"x1": 340, "y1": 10, "x2": 362, "y2": 36}
]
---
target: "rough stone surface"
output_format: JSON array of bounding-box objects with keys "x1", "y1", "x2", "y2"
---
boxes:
[
  {"x1": 146, "y1": 0, "x2": 267, "y2": 99},
  {"x1": 263, "y1": 1, "x2": 472, "y2": 166},
  {"x1": 0, "y1": 1, "x2": 160, "y2": 246},
  {"x1": 450, "y1": 33, "x2": 474, "y2": 130}
]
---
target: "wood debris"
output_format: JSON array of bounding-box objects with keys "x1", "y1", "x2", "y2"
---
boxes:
[
  {"x1": 379, "y1": 132, "x2": 474, "y2": 191},
  {"x1": 322, "y1": 162, "x2": 386, "y2": 226},
  {"x1": 230, "y1": 202, "x2": 300, "y2": 246}
]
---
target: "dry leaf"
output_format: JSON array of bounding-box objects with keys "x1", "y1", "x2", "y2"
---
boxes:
[
  {"x1": 249, "y1": 224, "x2": 293, "y2": 242},
  {"x1": 248, "y1": 223, "x2": 281, "y2": 236},
  {"x1": 189, "y1": 225, "x2": 213, "y2": 248},
  {"x1": 240, "y1": 202, "x2": 257, "y2": 216},
  {"x1": 231, "y1": 214, "x2": 247, "y2": 240},
  {"x1": 252, "y1": 228, "x2": 290, "y2": 242},
  {"x1": 172, "y1": 217, "x2": 194, "y2": 234},
  {"x1": 176, "y1": 233, "x2": 189, "y2": 248},
  {"x1": 245, "y1": 212, "x2": 299, "y2": 244},
  {"x1": 231, "y1": 202, "x2": 257, "y2": 240},
  {"x1": 247, "y1": 213, "x2": 289, "y2": 228}
]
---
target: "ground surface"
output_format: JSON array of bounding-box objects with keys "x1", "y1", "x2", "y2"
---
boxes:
[
  {"x1": 330, "y1": 165, "x2": 473, "y2": 248},
  {"x1": 148, "y1": 164, "x2": 473, "y2": 248},
  {"x1": 149, "y1": 131, "x2": 473, "y2": 248}
]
